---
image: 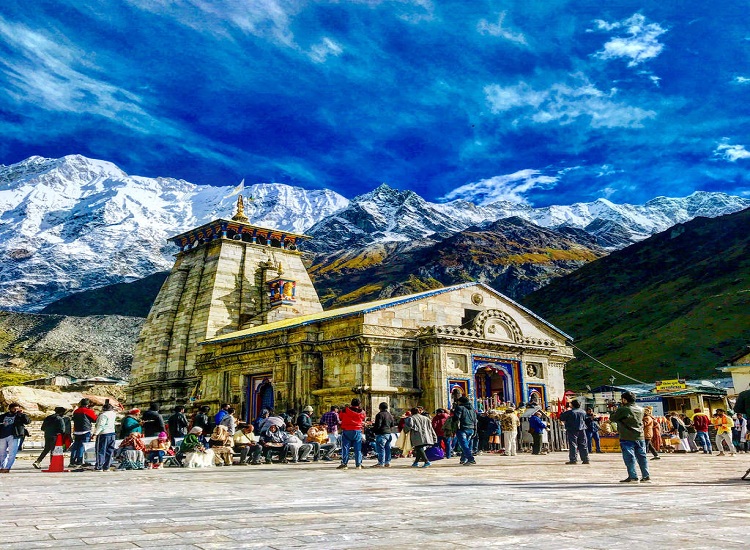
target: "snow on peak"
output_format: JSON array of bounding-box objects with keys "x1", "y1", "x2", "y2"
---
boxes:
[{"x1": 0, "y1": 155, "x2": 347, "y2": 311}]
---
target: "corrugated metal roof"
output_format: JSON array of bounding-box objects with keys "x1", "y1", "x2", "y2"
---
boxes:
[{"x1": 203, "y1": 281, "x2": 573, "y2": 344}]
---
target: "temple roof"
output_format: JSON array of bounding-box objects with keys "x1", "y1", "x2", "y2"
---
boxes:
[
  {"x1": 203, "y1": 282, "x2": 573, "y2": 344},
  {"x1": 168, "y1": 218, "x2": 311, "y2": 250}
]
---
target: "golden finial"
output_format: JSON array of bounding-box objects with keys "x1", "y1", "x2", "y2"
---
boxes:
[
  {"x1": 277, "y1": 261, "x2": 283, "y2": 275},
  {"x1": 232, "y1": 194, "x2": 249, "y2": 222}
]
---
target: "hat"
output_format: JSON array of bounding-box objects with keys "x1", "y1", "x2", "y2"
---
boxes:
[
  {"x1": 303, "y1": 405, "x2": 314, "y2": 413},
  {"x1": 157, "y1": 431, "x2": 168, "y2": 440},
  {"x1": 54, "y1": 406, "x2": 67, "y2": 415},
  {"x1": 128, "y1": 408, "x2": 141, "y2": 415}
]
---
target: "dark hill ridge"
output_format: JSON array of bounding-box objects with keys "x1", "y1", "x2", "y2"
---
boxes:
[
  {"x1": 41, "y1": 271, "x2": 169, "y2": 318},
  {"x1": 522, "y1": 207, "x2": 750, "y2": 389},
  {"x1": 310, "y1": 217, "x2": 606, "y2": 308},
  {"x1": 44, "y1": 218, "x2": 605, "y2": 315}
]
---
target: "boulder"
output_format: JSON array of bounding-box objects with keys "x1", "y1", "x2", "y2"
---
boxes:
[
  {"x1": 82, "y1": 393, "x2": 123, "y2": 411},
  {"x1": 0, "y1": 386, "x2": 125, "y2": 420},
  {"x1": 0, "y1": 386, "x2": 84, "y2": 419}
]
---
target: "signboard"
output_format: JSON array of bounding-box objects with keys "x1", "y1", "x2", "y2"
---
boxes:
[
  {"x1": 636, "y1": 397, "x2": 665, "y2": 418},
  {"x1": 598, "y1": 391, "x2": 615, "y2": 400},
  {"x1": 654, "y1": 379, "x2": 686, "y2": 393}
]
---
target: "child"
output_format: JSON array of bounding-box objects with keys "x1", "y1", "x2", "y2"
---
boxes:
[{"x1": 147, "y1": 432, "x2": 170, "y2": 469}]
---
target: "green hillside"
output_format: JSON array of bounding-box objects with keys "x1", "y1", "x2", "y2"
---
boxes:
[{"x1": 522, "y1": 208, "x2": 750, "y2": 390}]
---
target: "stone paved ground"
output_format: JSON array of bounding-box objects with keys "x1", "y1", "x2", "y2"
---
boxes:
[{"x1": 2, "y1": 451, "x2": 749, "y2": 549}]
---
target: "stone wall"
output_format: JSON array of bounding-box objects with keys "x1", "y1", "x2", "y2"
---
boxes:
[{"x1": 129, "y1": 235, "x2": 322, "y2": 409}]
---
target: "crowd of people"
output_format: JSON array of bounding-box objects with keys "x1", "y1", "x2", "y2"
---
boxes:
[{"x1": 0, "y1": 391, "x2": 748, "y2": 478}]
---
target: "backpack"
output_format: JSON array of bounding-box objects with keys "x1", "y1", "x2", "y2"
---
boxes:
[{"x1": 443, "y1": 416, "x2": 458, "y2": 437}]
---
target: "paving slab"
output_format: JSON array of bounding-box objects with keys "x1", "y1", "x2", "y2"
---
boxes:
[{"x1": 2, "y1": 451, "x2": 749, "y2": 549}]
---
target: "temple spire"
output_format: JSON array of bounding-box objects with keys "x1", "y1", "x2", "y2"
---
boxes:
[{"x1": 232, "y1": 194, "x2": 249, "y2": 222}]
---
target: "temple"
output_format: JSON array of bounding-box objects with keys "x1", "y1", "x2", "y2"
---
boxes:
[{"x1": 129, "y1": 197, "x2": 574, "y2": 418}]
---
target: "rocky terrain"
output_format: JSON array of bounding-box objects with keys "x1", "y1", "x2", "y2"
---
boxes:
[{"x1": 0, "y1": 311, "x2": 142, "y2": 381}]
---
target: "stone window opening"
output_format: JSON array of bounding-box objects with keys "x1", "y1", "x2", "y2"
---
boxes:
[{"x1": 461, "y1": 308, "x2": 482, "y2": 328}]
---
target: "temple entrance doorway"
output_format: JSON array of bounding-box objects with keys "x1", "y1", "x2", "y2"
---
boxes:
[
  {"x1": 244, "y1": 374, "x2": 274, "y2": 423},
  {"x1": 475, "y1": 365, "x2": 508, "y2": 411}
]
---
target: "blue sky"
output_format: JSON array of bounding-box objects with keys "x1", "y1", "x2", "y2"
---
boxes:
[{"x1": 1, "y1": 1, "x2": 749, "y2": 206}]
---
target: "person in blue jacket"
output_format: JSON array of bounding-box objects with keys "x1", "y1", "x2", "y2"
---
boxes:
[{"x1": 528, "y1": 410, "x2": 546, "y2": 455}]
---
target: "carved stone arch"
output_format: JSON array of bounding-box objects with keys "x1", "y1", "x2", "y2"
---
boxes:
[{"x1": 474, "y1": 309, "x2": 523, "y2": 342}]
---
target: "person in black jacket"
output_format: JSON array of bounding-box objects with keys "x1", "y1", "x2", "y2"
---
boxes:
[
  {"x1": 372, "y1": 402, "x2": 395, "y2": 468},
  {"x1": 452, "y1": 397, "x2": 477, "y2": 465},
  {"x1": 559, "y1": 400, "x2": 590, "y2": 465},
  {"x1": 33, "y1": 407, "x2": 67, "y2": 469},
  {"x1": 141, "y1": 402, "x2": 166, "y2": 437},
  {"x1": 735, "y1": 384, "x2": 750, "y2": 416},
  {"x1": 296, "y1": 406, "x2": 314, "y2": 435},
  {"x1": 191, "y1": 405, "x2": 212, "y2": 438},
  {"x1": 0, "y1": 402, "x2": 31, "y2": 472},
  {"x1": 167, "y1": 405, "x2": 189, "y2": 445}
]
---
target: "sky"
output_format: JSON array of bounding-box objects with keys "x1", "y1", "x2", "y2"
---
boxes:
[{"x1": 0, "y1": 1, "x2": 749, "y2": 206}]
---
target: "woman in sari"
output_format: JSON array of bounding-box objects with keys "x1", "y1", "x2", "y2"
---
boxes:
[
  {"x1": 117, "y1": 432, "x2": 146, "y2": 470},
  {"x1": 182, "y1": 427, "x2": 215, "y2": 468}
]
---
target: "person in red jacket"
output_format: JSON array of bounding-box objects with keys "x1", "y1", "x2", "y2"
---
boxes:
[
  {"x1": 69, "y1": 399, "x2": 99, "y2": 467},
  {"x1": 337, "y1": 398, "x2": 366, "y2": 470},
  {"x1": 692, "y1": 408, "x2": 712, "y2": 454}
]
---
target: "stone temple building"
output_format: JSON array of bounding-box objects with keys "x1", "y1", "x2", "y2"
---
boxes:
[{"x1": 129, "y1": 198, "x2": 574, "y2": 419}]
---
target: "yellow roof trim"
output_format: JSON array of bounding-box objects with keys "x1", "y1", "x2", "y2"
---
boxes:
[{"x1": 203, "y1": 283, "x2": 479, "y2": 344}]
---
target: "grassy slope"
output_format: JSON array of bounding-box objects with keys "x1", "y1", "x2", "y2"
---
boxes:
[{"x1": 522, "y1": 208, "x2": 750, "y2": 389}]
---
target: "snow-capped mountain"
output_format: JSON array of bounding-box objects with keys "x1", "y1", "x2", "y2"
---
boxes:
[
  {"x1": 306, "y1": 183, "x2": 750, "y2": 253},
  {"x1": 2, "y1": 155, "x2": 749, "y2": 312},
  {"x1": 0, "y1": 155, "x2": 348, "y2": 311}
]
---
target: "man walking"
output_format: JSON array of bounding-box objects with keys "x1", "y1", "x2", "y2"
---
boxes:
[
  {"x1": 610, "y1": 391, "x2": 650, "y2": 482},
  {"x1": 33, "y1": 407, "x2": 67, "y2": 469},
  {"x1": 453, "y1": 396, "x2": 477, "y2": 465},
  {"x1": 712, "y1": 409, "x2": 735, "y2": 456},
  {"x1": 691, "y1": 408, "x2": 712, "y2": 454},
  {"x1": 560, "y1": 400, "x2": 590, "y2": 464},
  {"x1": 337, "y1": 398, "x2": 366, "y2": 470},
  {"x1": 372, "y1": 402, "x2": 395, "y2": 467},
  {"x1": 0, "y1": 402, "x2": 31, "y2": 473}
]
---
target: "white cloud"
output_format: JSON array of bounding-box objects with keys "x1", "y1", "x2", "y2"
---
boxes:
[
  {"x1": 309, "y1": 37, "x2": 343, "y2": 63},
  {"x1": 441, "y1": 169, "x2": 559, "y2": 205},
  {"x1": 484, "y1": 76, "x2": 656, "y2": 128},
  {"x1": 733, "y1": 76, "x2": 750, "y2": 84},
  {"x1": 0, "y1": 17, "x2": 169, "y2": 136},
  {"x1": 477, "y1": 12, "x2": 527, "y2": 45},
  {"x1": 594, "y1": 14, "x2": 666, "y2": 67},
  {"x1": 715, "y1": 140, "x2": 750, "y2": 162},
  {"x1": 125, "y1": 0, "x2": 299, "y2": 45}
]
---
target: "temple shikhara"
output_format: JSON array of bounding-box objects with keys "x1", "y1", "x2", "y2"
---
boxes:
[{"x1": 129, "y1": 197, "x2": 574, "y2": 419}]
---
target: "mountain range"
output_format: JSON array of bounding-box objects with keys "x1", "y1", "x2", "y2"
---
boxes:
[
  {"x1": 522, "y1": 207, "x2": 750, "y2": 388},
  {"x1": 2, "y1": 154, "x2": 750, "y2": 312}
]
